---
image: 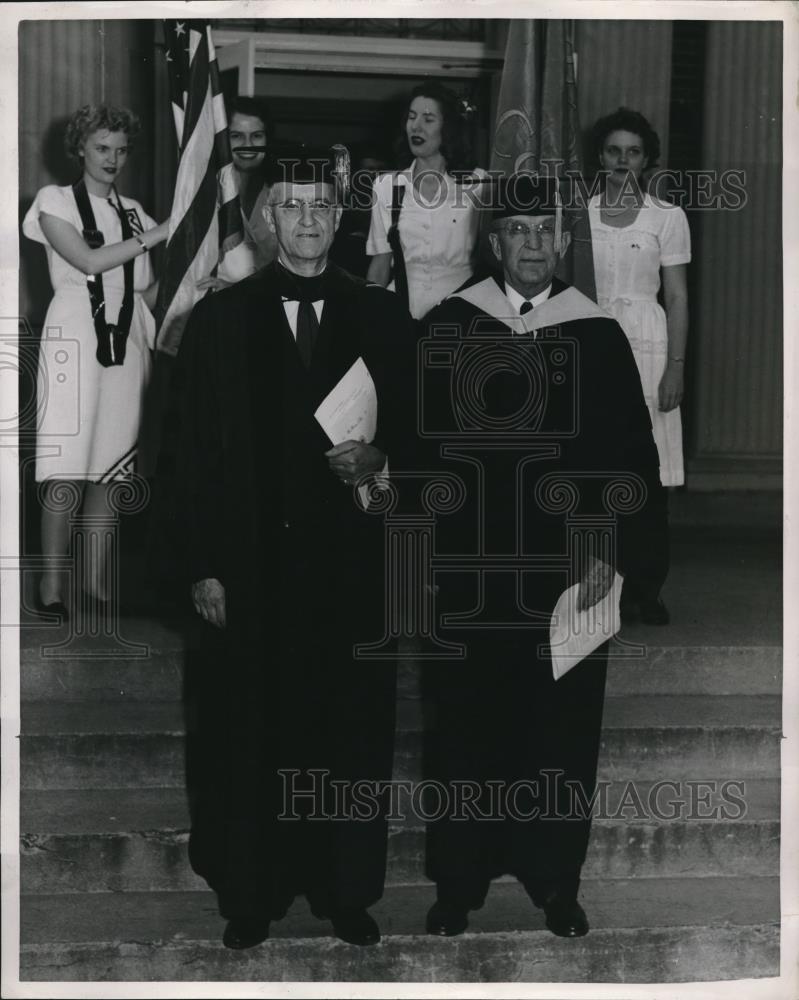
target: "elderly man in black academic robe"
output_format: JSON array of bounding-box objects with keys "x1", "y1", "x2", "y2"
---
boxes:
[
  {"x1": 173, "y1": 147, "x2": 414, "y2": 949},
  {"x1": 418, "y1": 175, "x2": 663, "y2": 938}
]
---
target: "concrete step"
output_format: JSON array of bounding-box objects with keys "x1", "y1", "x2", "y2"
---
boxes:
[
  {"x1": 21, "y1": 694, "x2": 783, "y2": 736},
  {"x1": 604, "y1": 645, "x2": 782, "y2": 696},
  {"x1": 21, "y1": 701, "x2": 185, "y2": 790},
  {"x1": 20, "y1": 877, "x2": 779, "y2": 982},
  {"x1": 20, "y1": 695, "x2": 782, "y2": 789},
  {"x1": 19, "y1": 614, "x2": 192, "y2": 703},
  {"x1": 21, "y1": 657, "x2": 187, "y2": 703},
  {"x1": 23, "y1": 632, "x2": 783, "y2": 701},
  {"x1": 668, "y1": 489, "x2": 781, "y2": 529},
  {"x1": 19, "y1": 614, "x2": 190, "y2": 661},
  {"x1": 20, "y1": 522, "x2": 783, "y2": 706},
  {"x1": 20, "y1": 780, "x2": 780, "y2": 894},
  {"x1": 597, "y1": 694, "x2": 782, "y2": 780}
]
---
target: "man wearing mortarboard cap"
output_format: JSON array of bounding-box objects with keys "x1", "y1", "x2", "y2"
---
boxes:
[
  {"x1": 172, "y1": 143, "x2": 416, "y2": 949},
  {"x1": 417, "y1": 173, "x2": 663, "y2": 938}
]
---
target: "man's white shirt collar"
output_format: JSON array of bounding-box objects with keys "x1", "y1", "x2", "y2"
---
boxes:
[
  {"x1": 504, "y1": 282, "x2": 553, "y2": 315},
  {"x1": 278, "y1": 258, "x2": 324, "y2": 338},
  {"x1": 282, "y1": 299, "x2": 323, "y2": 340}
]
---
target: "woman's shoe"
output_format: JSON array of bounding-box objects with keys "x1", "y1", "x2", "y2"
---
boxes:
[{"x1": 35, "y1": 596, "x2": 69, "y2": 620}]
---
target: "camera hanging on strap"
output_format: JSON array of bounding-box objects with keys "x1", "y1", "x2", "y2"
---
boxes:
[{"x1": 72, "y1": 177, "x2": 134, "y2": 367}]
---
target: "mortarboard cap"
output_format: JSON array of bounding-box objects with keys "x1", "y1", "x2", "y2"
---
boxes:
[
  {"x1": 265, "y1": 142, "x2": 350, "y2": 199},
  {"x1": 492, "y1": 174, "x2": 562, "y2": 223}
]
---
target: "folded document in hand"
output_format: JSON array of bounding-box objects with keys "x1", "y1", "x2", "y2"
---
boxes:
[
  {"x1": 314, "y1": 356, "x2": 377, "y2": 446},
  {"x1": 314, "y1": 357, "x2": 378, "y2": 508},
  {"x1": 549, "y1": 572, "x2": 623, "y2": 680}
]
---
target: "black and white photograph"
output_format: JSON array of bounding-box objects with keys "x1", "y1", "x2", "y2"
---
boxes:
[{"x1": 1, "y1": 2, "x2": 796, "y2": 997}]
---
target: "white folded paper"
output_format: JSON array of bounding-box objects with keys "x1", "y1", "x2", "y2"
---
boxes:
[
  {"x1": 549, "y1": 572, "x2": 623, "y2": 680},
  {"x1": 314, "y1": 357, "x2": 378, "y2": 507}
]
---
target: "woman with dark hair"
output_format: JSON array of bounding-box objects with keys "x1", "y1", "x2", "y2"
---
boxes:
[
  {"x1": 366, "y1": 81, "x2": 486, "y2": 320},
  {"x1": 588, "y1": 107, "x2": 691, "y2": 624},
  {"x1": 200, "y1": 96, "x2": 276, "y2": 292},
  {"x1": 227, "y1": 96, "x2": 277, "y2": 270},
  {"x1": 22, "y1": 104, "x2": 169, "y2": 614}
]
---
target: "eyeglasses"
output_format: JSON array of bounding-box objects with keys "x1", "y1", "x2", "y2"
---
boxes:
[
  {"x1": 499, "y1": 221, "x2": 557, "y2": 238},
  {"x1": 276, "y1": 199, "x2": 336, "y2": 216}
]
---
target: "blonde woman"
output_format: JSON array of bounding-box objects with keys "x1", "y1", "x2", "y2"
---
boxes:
[{"x1": 23, "y1": 104, "x2": 168, "y2": 614}]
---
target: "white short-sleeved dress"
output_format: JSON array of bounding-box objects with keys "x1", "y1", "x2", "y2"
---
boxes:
[
  {"x1": 22, "y1": 185, "x2": 157, "y2": 483},
  {"x1": 588, "y1": 193, "x2": 691, "y2": 487},
  {"x1": 366, "y1": 167, "x2": 487, "y2": 321}
]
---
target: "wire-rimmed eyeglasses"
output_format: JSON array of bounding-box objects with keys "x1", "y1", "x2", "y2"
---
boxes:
[
  {"x1": 498, "y1": 221, "x2": 557, "y2": 238},
  {"x1": 276, "y1": 199, "x2": 336, "y2": 216}
]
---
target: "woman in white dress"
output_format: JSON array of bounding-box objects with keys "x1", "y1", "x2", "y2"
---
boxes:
[
  {"x1": 22, "y1": 104, "x2": 169, "y2": 614},
  {"x1": 366, "y1": 82, "x2": 486, "y2": 321},
  {"x1": 588, "y1": 108, "x2": 691, "y2": 625}
]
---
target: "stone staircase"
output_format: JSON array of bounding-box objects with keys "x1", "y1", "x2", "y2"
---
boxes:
[{"x1": 18, "y1": 524, "x2": 782, "y2": 983}]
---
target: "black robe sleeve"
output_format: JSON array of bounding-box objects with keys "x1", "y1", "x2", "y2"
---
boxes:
[
  {"x1": 358, "y1": 284, "x2": 419, "y2": 474},
  {"x1": 172, "y1": 298, "x2": 228, "y2": 586},
  {"x1": 565, "y1": 317, "x2": 663, "y2": 577}
]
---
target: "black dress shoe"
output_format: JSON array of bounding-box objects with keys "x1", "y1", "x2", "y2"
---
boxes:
[
  {"x1": 540, "y1": 893, "x2": 589, "y2": 938},
  {"x1": 639, "y1": 596, "x2": 670, "y2": 626},
  {"x1": 329, "y1": 908, "x2": 380, "y2": 946},
  {"x1": 222, "y1": 917, "x2": 270, "y2": 949},
  {"x1": 426, "y1": 900, "x2": 469, "y2": 937}
]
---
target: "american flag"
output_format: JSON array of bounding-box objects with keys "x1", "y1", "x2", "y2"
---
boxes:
[
  {"x1": 155, "y1": 19, "x2": 251, "y2": 355},
  {"x1": 490, "y1": 20, "x2": 596, "y2": 300}
]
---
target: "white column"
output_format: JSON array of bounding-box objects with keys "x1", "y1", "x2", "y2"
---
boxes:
[{"x1": 689, "y1": 20, "x2": 782, "y2": 488}]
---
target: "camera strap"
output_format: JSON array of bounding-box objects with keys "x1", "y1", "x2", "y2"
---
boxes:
[
  {"x1": 72, "y1": 178, "x2": 135, "y2": 367},
  {"x1": 387, "y1": 182, "x2": 408, "y2": 308}
]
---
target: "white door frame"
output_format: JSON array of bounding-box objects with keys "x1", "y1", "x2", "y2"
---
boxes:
[{"x1": 213, "y1": 29, "x2": 504, "y2": 94}]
